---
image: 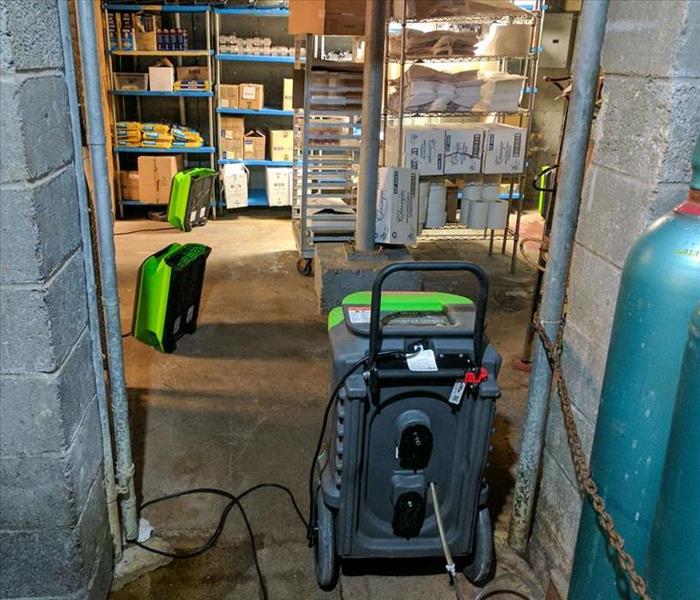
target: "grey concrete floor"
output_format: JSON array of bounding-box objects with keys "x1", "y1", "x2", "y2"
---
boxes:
[{"x1": 110, "y1": 210, "x2": 541, "y2": 600}]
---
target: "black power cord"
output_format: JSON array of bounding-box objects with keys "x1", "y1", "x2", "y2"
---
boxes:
[
  {"x1": 114, "y1": 227, "x2": 175, "y2": 236},
  {"x1": 128, "y1": 484, "x2": 307, "y2": 600},
  {"x1": 130, "y1": 352, "x2": 402, "y2": 599}
]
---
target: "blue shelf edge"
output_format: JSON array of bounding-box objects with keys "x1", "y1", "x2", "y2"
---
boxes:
[
  {"x1": 113, "y1": 90, "x2": 213, "y2": 98},
  {"x1": 218, "y1": 159, "x2": 293, "y2": 167},
  {"x1": 115, "y1": 146, "x2": 216, "y2": 154},
  {"x1": 105, "y1": 3, "x2": 209, "y2": 13},
  {"x1": 216, "y1": 106, "x2": 293, "y2": 116},
  {"x1": 214, "y1": 7, "x2": 289, "y2": 16},
  {"x1": 215, "y1": 53, "x2": 296, "y2": 64}
]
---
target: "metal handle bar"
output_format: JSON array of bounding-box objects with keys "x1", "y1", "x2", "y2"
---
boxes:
[{"x1": 367, "y1": 261, "x2": 489, "y2": 369}]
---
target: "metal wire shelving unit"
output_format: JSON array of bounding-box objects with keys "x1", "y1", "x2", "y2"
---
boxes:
[
  {"x1": 292, "y1": 36, "x2": 363, "y2": 271},
  {"x1": 383, "y1": 0, "x2": 545, "y2": 273},
  {"x1": 103, "y1": 3, "x2": 215, "y2": 218}
]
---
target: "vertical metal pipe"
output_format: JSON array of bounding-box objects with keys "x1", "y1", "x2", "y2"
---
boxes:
[
  {"x1": 57, "y1": 0, "x2": 123, "y2": 561},
  {"x1": 76, "y1": 0, "x2": 139, "y2": 543},
  {"x1": 508, "y1": 0, "x2": 609, "y2": 554},
  {"x1": 355, "y1": 0, "x2": 388, "y2": 252}
]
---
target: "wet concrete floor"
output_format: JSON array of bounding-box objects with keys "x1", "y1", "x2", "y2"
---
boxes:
[{"x1": 110, "y1": 210, "x2": 540, "y2": 600}]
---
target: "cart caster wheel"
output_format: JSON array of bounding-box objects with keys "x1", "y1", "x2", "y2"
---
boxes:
[
  {"x1": 463, "y1": 506, "x2": 495, "y2": 586},
  {"x1": 314, "y1": 489, "x2": 339, "y2": 591},
  {"x1": 296, "y1": 258, "x2": 313, "y2": 277}
]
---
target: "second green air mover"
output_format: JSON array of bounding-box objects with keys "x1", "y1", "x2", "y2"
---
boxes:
[
  {"x1": 167, "y1": 167, "x2": 216, "y2": 232},
  {"x1": 132, "y1": 243, "x2": 212, "y2": 353}
]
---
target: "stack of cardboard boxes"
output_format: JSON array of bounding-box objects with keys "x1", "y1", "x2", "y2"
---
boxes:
[
  {"x1": 119, "y1": 155, "x2": 184, "y2": 204},
  {"x1": 387, "y1": 123, "x2": 527, "y2": 176}
]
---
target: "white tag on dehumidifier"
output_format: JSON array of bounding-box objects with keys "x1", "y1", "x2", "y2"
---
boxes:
[
  {"x1": 449, "y1": 380, "x2": 466, "y2": 405},
  {"x1": 406, "y1": 346, "x2": 438, "y2": 372}
]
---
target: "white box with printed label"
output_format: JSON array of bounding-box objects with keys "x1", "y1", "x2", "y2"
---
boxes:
[
  {"x1": 385, "y1": 126, "x2": 445, "y2": 176},
  {"x1": 266, "y1": 167, "x2": 292, "y2": 207},
  {"x1": 482, "y1": 123, "x2": 526, "y2": 174},
  {"x1": 375, "y1": 166, "x2": 419, "y2": 245},
  {"x1": 444, "y1": 125, "x2": 484, "y2": 175}
]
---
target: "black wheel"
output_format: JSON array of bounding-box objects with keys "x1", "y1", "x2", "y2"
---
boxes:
[
  {"x1": 296, "y1": 258, "x2": 313, "y2": 277},
  {"x1": 313, "y1": 489, "x2": 339, "y2": 591},
  {"x1": 463, "y1": 505, "x2": 495, "y2": 586}
]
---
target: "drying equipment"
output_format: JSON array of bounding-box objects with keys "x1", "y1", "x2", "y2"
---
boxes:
[
  {"x1": 167, "y1": 167, "x2": 216, "y2": 231},
  {"x1": 132, "y1": 243, "x2": 211, "y2": 353},
  {"x1": 314, "y1": 262, "x2": 501, "y2": 590}
]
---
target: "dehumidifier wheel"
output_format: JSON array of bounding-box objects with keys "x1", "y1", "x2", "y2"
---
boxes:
[
  {"x1": 463, "y1": 505, "x2": 495, "y2": 586},
  {"x1": 296, "y1": 258, "x2": 313, "y2": 277},
  {"x1": 313, "y1": 489, "x2": 339, "y2": 591}
]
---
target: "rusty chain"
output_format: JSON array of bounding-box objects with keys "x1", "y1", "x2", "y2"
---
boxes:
[{"x1": 532, "y1": 314, "x2": 652, "y2": 600}]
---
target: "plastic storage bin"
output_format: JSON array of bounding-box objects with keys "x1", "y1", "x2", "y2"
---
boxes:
[{"x1": 113, "y1": 73, "x2": 148, "y2": 91}]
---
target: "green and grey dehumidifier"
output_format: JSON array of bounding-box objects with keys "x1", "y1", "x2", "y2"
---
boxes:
[
  {"x1": 167, "y1": 167, "x2": 216, "y2": 232},
  {"x1": 312, "y1": 262, "x2": 501, "y2": 590},
  {"x1": 132, "y1": 243, "x2": 211, "y2": 353}
]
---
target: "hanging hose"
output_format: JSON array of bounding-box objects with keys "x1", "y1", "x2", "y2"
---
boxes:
[
  {"x1": 430, "y1": 482, "x2": 466, "y2": 600},
  {"x1": 519, "y1": 236, "x2": 548, "y2": 272}
]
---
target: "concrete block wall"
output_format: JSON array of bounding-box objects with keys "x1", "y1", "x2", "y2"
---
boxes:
[
  {"x1": 0, "y1": 1, "x2": 112, "y2": 598},
  {"x1": 527, "y1": 1, "x2": 700, "y2": 595}
]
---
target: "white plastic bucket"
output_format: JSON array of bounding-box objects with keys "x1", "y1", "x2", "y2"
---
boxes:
[
  {"x1": 418, "y1": 181, "x2": 430, "y2": 228},
  {"x1": 425, "y1": 183, "x2": 447, "y2": 228},
  {"x1": 468, "y1": 200, "x2": 489, "y2": 229},
  {"x1": 460, "y1": 182, "x2": 482, "y2": 201},
  {"x1": 459, "y1": 199, "x2": 471, "y2": 225},
  {"x1": 487, "y1": 199, "x2": 509, "y2": 229}
]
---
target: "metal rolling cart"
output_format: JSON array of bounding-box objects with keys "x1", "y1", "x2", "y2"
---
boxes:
[
  {"x1": 213, "y1": 4, "x2": 296, "y2": 209},
  {"x1": 292, "y1": 35, "x2": 363, "y2": 276},
  {"x1": 382, "y1": 0, "x2": 545, "y2": 273},
  {"x1": 103, "y1": 3, "x2": 216, "y2": 219}
]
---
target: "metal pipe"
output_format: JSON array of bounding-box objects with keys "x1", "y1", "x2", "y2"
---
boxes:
[
  {"x1": 76, "y1": 0, "x2": 139, "y2": 543},
  {"x1": 508, "y1": 0, "x2": 609, "y2": 554},
  {"x1": 354, "y1": 0, "x2": 388, "y2": 252},
  {"x1": 57, "y1": 0, "x2": 123, "y2": 561}
]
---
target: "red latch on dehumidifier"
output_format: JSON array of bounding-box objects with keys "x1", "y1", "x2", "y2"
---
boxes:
[{"x1": 464, "y1": 367, "x2": 489, "y2": 384}]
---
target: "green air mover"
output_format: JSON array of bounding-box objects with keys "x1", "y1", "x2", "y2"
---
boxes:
[
  {"x1": 132, "y1": 243, "x2": 212, "y2": 353},
  {"x1": 167, "y1": 167, "x2": 217, "y2": 232}
]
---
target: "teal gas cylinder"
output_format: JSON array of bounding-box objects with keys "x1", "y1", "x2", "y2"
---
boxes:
[
  {"x1": 568, "y1": 139, "x2": 700, "y2": 600},
  {"x1": 646, "y1": 303, "x2": 700, "y2": 599}
]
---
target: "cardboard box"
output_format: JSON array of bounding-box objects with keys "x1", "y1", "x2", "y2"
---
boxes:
[
  {"x1": 244, "y1": 129, "x2": 266, "y2": 160},
  {"x1": 134, "y1": 14, "x2": 158, "y2": 51},
  {"x1": 266, "y1": 167, "x2": 292, "y2": 207},
  {"x1": 238, "y1": 83, "x2": 264, "y2": 110},
  {"x1": 219, "y1": 84, "x2": 239, "y2": 108},
  {"x1": 220, "y1": 116, "x2": 245, "y2": 159},
  {"x1": 283, "y1": 78, "x2": 294, "y2": 111},
  {"x1": 137, "y1": 155, "x2": 183, "y2": 204},
  {"x1": 386, "y1": 126, "x2": 445, "y2": 176},
  {"x1": 223, "y1": 163, "x2": 249, "y2": 208},
  {"x1": 375, "y1": 166, "x2": 419, "y2": 245},
  {"x1": 119, "y1": 171, "x2": 140, "y2": 200},
  {"x1": 288, "y1": 0, "x2": 366, "y2": 36},
  {"x1": 482, "y1": 124, "x2": 527, "y2": 174},
  {"x1": 444, "y1": 126, "x2": 484, "y2": 175},
  {"x1": 269, "y1": 130, "x2": 293, "y2": 162},
  {"x1": 177, "y1": 65, "x2": 209, "y2": 82},
  {"x1": 149, "y1": 66, "x2": 174, "y2": 92}
]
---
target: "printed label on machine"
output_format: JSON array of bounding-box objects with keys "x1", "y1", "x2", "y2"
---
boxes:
[
  {"x1": 348, "y1": 307, "x2": 371, "y2": 324},
  {"x1": 406, "y1": 345, "x2": 438, "y2": 372}
]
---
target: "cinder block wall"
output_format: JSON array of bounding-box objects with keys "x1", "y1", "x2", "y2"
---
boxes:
[
  {"x1": 0, "y1": 0, "x2": 112, "y2": 598},
  {"x1": 527, "y1": 1, "x2": 700, "y2": 595}
]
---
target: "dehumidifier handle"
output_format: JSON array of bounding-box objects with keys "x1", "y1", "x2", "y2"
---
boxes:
[{"x1": 367, "y1": 261, "x2": 489, "y2": 368}]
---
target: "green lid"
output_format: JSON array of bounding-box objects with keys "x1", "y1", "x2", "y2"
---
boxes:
[{"x1": 692, "y1": 134, "x2": 700, "y2": 190}]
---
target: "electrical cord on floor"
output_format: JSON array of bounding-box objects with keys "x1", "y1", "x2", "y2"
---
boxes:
[
  {"x1": 128, "y1": 483, "x2": 307, "y2": 600},
  {"x1": 114, "y1": 227, "x2": 174, "y2": 236}
]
